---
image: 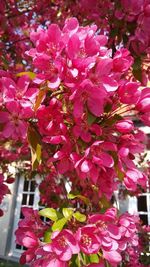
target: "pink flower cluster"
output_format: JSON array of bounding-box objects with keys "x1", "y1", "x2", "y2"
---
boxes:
[
  {"x1": 118, "y1": 0, "x2": 150, "y2": 54},
  {"x1": 0, "y1": 74, "x2": 37, "y2": 140},
  {"x1": 25, "y1": 18, "x2": 150, "y2": 200},
  {"x1": 15, "y1": 207, "x2": 139, "y2": 267},
  {"x1": 0, "y1": 16, "x2": 149, "y2": 267}
]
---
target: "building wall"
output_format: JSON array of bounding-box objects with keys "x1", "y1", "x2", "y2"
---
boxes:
[{"x1": 0, "y1": 180, "x2": 17, "y2": 257}]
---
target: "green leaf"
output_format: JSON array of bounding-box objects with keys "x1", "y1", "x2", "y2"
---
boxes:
[
  {"x1": 105, "y1": 114, "x2": 122, "y2": 126},
  {"x1": 27, "y1": 126, "x2": 42, "y2": 170},
  {"x1": 109, "y1": 151, "x2": 118, "y2": 165},
  {"x1": 62, "y1": 208, "x2": 74, "y2": 220},
  {"x1": 132, "y1": 57, "x2": 142, "y2": 82},
  {"x1": 90, "y1": 254, "x2": 99, "y2": 263},
  {"x1": 67, "y1": 193, "x2": 77, "y2": 200},
  {"x1": 83, "y1": 254, "x2": 90, "y2": 265},
  {"x1": 44, "y1": 229, "x2": 52, "y2": 243},
  {"x1": 73, "y1": 211, "x2": 86, "y2": 222},
  {"x1": 36, "y1": 143, "x2": 41, "y2": 162},
  {"x1": 104, "y1": 103, "x2": 112, "y2": 113},
  {"x1": 52, "y1": 217, "x2": 67, "y2": 232},
  {"x1": 67, "y1": 193, "x2": 90, "y2": 205},
  {"x1": 99, "y1": 195, "x2": 111, "y2": 209},
  {"x1": 34, "y1": 89, "x2": 47, "y2": 111},
  {"x1": 16, "y1": 71, "x2": 36, "y2": 79},
  {"x1": 110, "y1": 28, "x2": 118, "y2": 38},
  {"x1": 87, "y1": 111, "x2": 97, "y2": 125},
  {"x1": 115, "y1": 165, "x2": 124, "y2": 181},
  {"x1": 70, "y1": 254, "x2": 78, "y2": 267},
  {"x1": 39, "y1": 208, "x2": 58, "y2": 221}
]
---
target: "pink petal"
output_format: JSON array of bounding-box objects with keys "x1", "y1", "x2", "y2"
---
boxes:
[
  {"x1": 63, "y1": 17, "x2": 79, "y2": 33},
  {"x1": 107, "y1": 225, "x2": 121, "y2": 240},
  {"x1": 73, "y1": 98, "x2": 83, "y2": 118},
  {"x1": 3, "y1": 122, "x2": 14, "y2": 138},
  {"x1": 0, "y1": 111, "x2": 9, "y2": 123},
  {"x1": 87, "y1": 97, "x2": 104, "y2": 117},
  {"x1": 103, "y1": 250, "x2": 122, "y2": 264},
  {"x1": 90, "y1": 166, "x2": 99, "y2": 183},
  {"x1": 59, "y1": 247, "x2": 72, "y2": 261},
  {"x1": 102, "y1": 76, "x2": 118, "y2": 92},
  {"x1": 47, "y1": 24, "x2": 61, "y2": 43},
  {"x1": 96, "y1": 58, "x2": 113, "y2": 77},
  {"x1": 99, "y1": 152, "x2": 114, "y2": 168},
  {"x1": 67, "y1": 34, "x2": 80, "y2": 59},
  {"x1": 81, "y1": 160, "x2": 92, "y2": 173},
  {"x1": 47, "y1": 77, "x2": 61, "y2": 89},
  {"x1": 17, "y1": 76, "x2": 30, "y2": 94},
  {"x1": 6, "y1": 101, "x2": 20, "y2": 114}
]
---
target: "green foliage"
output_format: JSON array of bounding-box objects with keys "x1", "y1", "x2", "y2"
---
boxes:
[
  {"x1": 67, "y1": 193, "x2": 90, "y2": 205},
  {"x1": 27, "y1": 125, "x2": 42, "y2": 170},
  {"x1": 87, "y1": 111, "x2": 97, "y2": 125},
  {"x1": 73, "y1": 211, "x2": 86, "y2": 222},
  {"x1": 52, "y1": 217, "x2": 67, "y2": 231},
  {"x1": 39, "y1": 208, "x2": 58, "y2": 221},
  {"x1": 89, "y1": 254, "x2": 99, "y2": 263},
  {"x1": 16, "y1": 71, "x2": 36, "y2": 79},
  {"x1": 62, "y1": 208, "x2": 74, "y2": 219}
]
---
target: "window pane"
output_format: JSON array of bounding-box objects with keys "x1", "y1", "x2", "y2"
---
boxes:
[
  {"x1": 22, "y1": 194, "x2": 27, "y2": 205},
  {"x1": 23, "y1": 180, "x2": 29, "y2": 191},
  {"x1": 137, "y1": 196, "x2": 147, "y2": 212},
  {"x1": 30, "y1": 180, "x2": 36, "y2": 192},
  {"x1": 139, "y1": 214, "x2": 148, "y2": 225},
  {"x1": 29, "y1": 194, "x2": 34, "y2": 205}
]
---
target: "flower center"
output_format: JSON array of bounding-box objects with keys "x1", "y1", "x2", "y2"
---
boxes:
[
  {"x1": 97, "y1": 221, "x2": 107, "y2": 230},
  {"x1": 82, "y1": 234, "x2": 92, "y2": 246},
  {"x1": 58, "y1": 236, "x2": 67, "y2": 248}
]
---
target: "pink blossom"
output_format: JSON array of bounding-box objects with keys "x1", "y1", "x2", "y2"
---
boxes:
[
  {"x1": 44, "y1": 229, "x2": 79, "y2": 261},
  {"x1": 2, "y1": 76, "x2": 37, "y2": 109},
  {"x1": 136, "y1": 88, "x2": 150, "y2": 112},
  {"x1": 36, "y1": 98, "x2": 67, "y2": 144},
  {"x1": 118, "y1": 82, "x2": 141, "y2": 104},
  {"x1": 124, "y1": 169, "x2": 147, "y2": 191},
  {"x1": 31, "y1": 249, "x2": 69, "y2": 267},
  {"x1": 115, "y1": 119, "x2": 134, "y2": 133},
  {"x1": 140, "y1": 111, "x2": 150, "y2": 126},
  {"x1": 93, "y1": 58, "x2": 118, "y2": 92},
  {"x1": 71, "y1": 80, "x2": 107, "y2": 118},
  {"x1": 29, "y1": 24, "x2": 64, "y2": 89},
  {"x1": 121, "y1": 0, "x2": 144, "y2": 17},
  {"x1": 0, "y1": 101, "x2": 31, "y2": 140},
  {"x1": 113, "y1": 49, "x2": 133, "y2": 72},
  {"x1": 102, "y1": 250, "x2": 121, "y2": 266},
  {"x1": 15, "y1": 229, "x2": 39, "y2": 248},
  {"x1": 75, "y1": 141, "x2": 114, "y2": 184},
  {"x1": 76, "y1": 225, "x2": 100, "y2": 254}
]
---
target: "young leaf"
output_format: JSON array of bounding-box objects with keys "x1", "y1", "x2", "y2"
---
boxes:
[
  {"x1": 73, "y1": 211, "x2": 86, "y2": 222},
  {"x1": 87, "y1": 111, "x2": 97, "y2": 125},
  {"x1": 62, "y1": 208, "x2": 74, "y2": 220},
  {"x1": 52, "y1": 217, "x2": 67, "y2": 232},
  {"x1": 27, "y1": 125, "x2": 42, "y2": 170},
  {"x1": 67, "y1": 193, "x2": 77, "y2": 200},
  {"x1": 16, "y1": 71, "x2": 36, "y2": 79},
  {"x1": 90, "y1": 254, "x2": 99, "y2": 263},
  {"x1": 34, "y1": 89, "x2": 47, "y2": 111},
  {"x1": 67, "y1": 193, "x2": 90, "y2": 205},
  {"x1": 39, "y1": 208, "x2": 58, "y2": 221},
  {"x1": 44, "y1": 229, "x2": 52, "y2": 243},
  {"x1": 99, "y1": 195, "x2": 111, "y2": 209},
  {"x1": 70, "y1": 254, "x2": 78, "y2": 267}
]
